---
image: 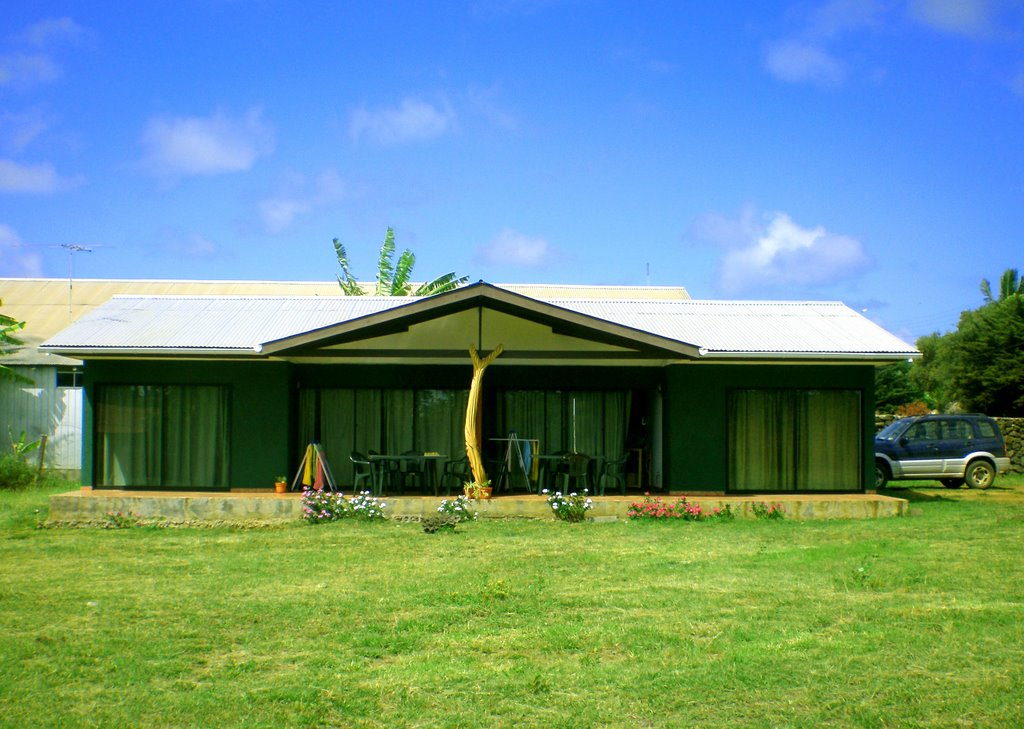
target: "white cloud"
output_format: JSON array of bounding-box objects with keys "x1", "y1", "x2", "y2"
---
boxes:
[
  {"x1": 349, "y1": 98, "x2": 455, "y2": 146},
  {"x1": 466, "y1": 85, "x2": 519, "y2": 131},
  {"x1": 764, "y1": 40, "x2": 847, "y2": 87},
  {"x1": 908, "y1": 0, "x2": 996, "y2": 38},
  {"x1": 695, "y1": 209, "x2": 870, "y2": 295},
  {"x1": 808, "y1": 0, "x2": 886, "y2": 38},
  {"x1": 157, "y1": 229, "x2": 225, "y2": 260},
  {"x1": 141, "y1": 107, "x2": 274, "y2": 178},
  {"x1": 0, "y1": 109, "x2": 50, "y2": 152},
  {"x1": 20, "y1": 17, "x2": 92, "y2": 48},
  {"x1": 0, "y1": 52, "x2": 61, "y2": 89},
  {"x1": 477, "y1": 228, "x2": 549, "y2": 267},
  {"x1": 258, "y1": 168, "x2": 348, "y2": 234},
  {"x1": 0, "y1": 223, "x2": 42, "y2": 276},
  {"x1": 0, "y1": 17, "x2": 92, "y2": 91},
  {"x1": 0, "y1": 158, "x2": 82, "y2": 193},
  {"x1": 259, "y1": 199, "x2": 313, "y2": 235}
]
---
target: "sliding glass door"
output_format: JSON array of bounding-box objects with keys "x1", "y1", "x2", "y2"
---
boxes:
[
  {"x1": 496, "y1": 390, "x2": 632, "y2": 463},
  {"x1": 95, "y1": 385, "x2": 229, "y2": 488},
  {"x1": 300, "y1": 388, "x2": 469, "y2": 484},
  {"x1": 729, "y1": 389, "x2": 861, "y2": 491}
]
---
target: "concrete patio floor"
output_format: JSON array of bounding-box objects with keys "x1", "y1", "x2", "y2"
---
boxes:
[{"x1": 49, "y1": 488, "x2": 908, "y2": 525}]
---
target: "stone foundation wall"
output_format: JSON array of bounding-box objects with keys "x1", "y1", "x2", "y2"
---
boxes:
[{"x1": 875, "y1": 414, "x2": 1024, "y2": 472}]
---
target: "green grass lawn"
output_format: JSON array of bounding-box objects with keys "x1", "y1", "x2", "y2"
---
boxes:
[{"x1": 1, "y1": 480, "x2": 1023, "y2": 728}]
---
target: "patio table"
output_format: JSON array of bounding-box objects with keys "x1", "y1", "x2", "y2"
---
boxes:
[{"x1": 368, "y1": 453, "x2": 447, "y2": 495}]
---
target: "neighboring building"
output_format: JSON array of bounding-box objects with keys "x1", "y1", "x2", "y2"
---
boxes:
[{"x1": 38, "y1": 281, "x2": 917, "y2": 493}]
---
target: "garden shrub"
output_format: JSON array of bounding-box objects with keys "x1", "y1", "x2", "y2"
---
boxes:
[
  {"x1": 0, "y1": 453, "x2": 38, "y2": 490},
  {"x1": 422, "y1": 514, "x2": 459, "y2": 533},
  {"x1": 301, "y1": 487, "x2": 388, "y2": 523},
  {"x1": 437, "y1": 495, "x2": 478, "y2": 523},
  {"x1": 542, "y1": 489, "x2": 593, "y2": 522},
  {"x1": 627, "y1": 494, "x2": 735, "y2": 521}
]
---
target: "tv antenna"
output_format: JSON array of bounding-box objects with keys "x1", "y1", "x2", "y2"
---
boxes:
[{"x1": 61, "y1": 244, "x2": 93, "y2": 314}]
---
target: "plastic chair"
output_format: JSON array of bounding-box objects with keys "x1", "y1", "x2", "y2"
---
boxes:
[
  {"x1": 350, "y1": 451, "x2": 379, "y2": 495},
  {"x1": 399, "y1": 450, "x2": 426, "y2": 492},
  {"x1": 369, "y1": 450, "x2": 398, "y2": 491},
  {"x1": 441, "y1": 456, "x2": 472, "y2": 496},
  {"x1": 555, "y1": 453, "x2": 591, "y2": 493},
  {"x1": 598, "y1": 453, "x2": 629, "y2": 495}
]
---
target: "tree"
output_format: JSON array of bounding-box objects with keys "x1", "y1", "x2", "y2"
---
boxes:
[
  {"x1": 333, "y1": 227, "x2": 468, "y2": 296},
  {"x1": 874, "y1": 360, "x2": 924, "y2": 413},
  {"x1": 910, "y1": 332, "x2": 954, "y2": 412},
  {"x1": 980, "y1": 267, "x2": 1023, "y2": 304},
  {"x1": 0, "y1": 301, "x2": 27, "y2": 383},
  {"x1": 945, "y1": 295, "x2": 1024, "y2": 415}
]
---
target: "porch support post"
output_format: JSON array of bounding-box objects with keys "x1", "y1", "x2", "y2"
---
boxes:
[{"x1": 465, "y1": 344, "x2": 503, "y2": 485}]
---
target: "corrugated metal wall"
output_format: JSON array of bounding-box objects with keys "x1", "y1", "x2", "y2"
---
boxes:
[{"x1": 0, "y1": 366, "x2": 82, "y2": 472}]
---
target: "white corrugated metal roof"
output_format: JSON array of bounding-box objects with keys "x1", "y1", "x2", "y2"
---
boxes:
[
  {"x1": 2, "y1": 278, "x2": 690, "y2": 363},
  {"x1": 42, "y1": 295, "x2": 411, "y2": 352},
  {"x1": 555, "y1": 299, "x2": 917, "y2": 356},
  {"x1": 40, "y1": 286, "x2": 918, "y2": 360}
]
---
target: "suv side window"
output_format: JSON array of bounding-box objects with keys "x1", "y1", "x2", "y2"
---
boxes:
[
  {"x1": 943, "y1": 419, "x2": 974, "y2": 440},
  {"x1": 907, "y1": 421, "x2": 941, "y2": 441},
  {"x1": 977, "y1": 420, "x2": 997, "y2": 438}
]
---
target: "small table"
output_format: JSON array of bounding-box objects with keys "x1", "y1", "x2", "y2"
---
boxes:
[{"x1": 368, "y1": 453, "x2": 447, "y2": 495}]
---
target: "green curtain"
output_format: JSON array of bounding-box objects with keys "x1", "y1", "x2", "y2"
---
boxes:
[
  {"x1": 498, "y1": 390, "x2": 630, "y2": 463},
  {"x1": 384, "y1": 390, "x2": 415, "y2": 454},
  {"x1": 299, "y1": 388, "x2": 469, "y2": 487},
  {"x1": 414, "y1": 389, "x2": 469, "y2": 457},
  {"x1": 729, "y1": 389, "x2": 861, "y2": 491},
  {"x1": 96, "y1": 385, "x2": 228, "y2": 488}
]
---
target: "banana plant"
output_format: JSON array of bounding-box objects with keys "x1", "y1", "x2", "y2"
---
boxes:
[
  {"x1": 333, "y1": 228, "x2": 467, "y2": 296},
  {"x1": 0, "y1": 301, "x2": 28, "y2": 383}
]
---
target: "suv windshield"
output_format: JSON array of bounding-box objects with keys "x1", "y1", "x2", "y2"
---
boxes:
[{"x1": 876, "y1": 418, "x2": 912, "y2": 440}]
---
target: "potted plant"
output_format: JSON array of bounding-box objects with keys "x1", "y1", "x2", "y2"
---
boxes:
[
  {"x1": 463, "y1": 479, "x2": 492, "y2": 500},
  {"x1": 274, "y1": 476, "x2": 288, "y2": 494}
]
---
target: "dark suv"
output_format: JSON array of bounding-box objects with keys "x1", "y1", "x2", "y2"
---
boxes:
[{"x1": 874, "y1": 414, "x2": 1011, "y2": 489}]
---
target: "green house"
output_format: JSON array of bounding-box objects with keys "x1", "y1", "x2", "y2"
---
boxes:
[{"x1": 40, "y1": 282, "x2": 918, "y2": 494}]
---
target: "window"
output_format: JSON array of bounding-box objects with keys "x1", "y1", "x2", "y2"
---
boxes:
[
  {"x1": 95, "y1": 385, "x2": 229, "y2": 488},
  {"x1": 56, "y1": 367, "x2": 81, "y2": 388},
  {"x1": 729, "y1": 389, "x2": 861, "y2": 491}
]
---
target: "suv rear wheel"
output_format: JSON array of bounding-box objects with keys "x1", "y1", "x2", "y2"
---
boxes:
[{"x1": 964, "y1": 460, "x2": 995, "y2": 490}]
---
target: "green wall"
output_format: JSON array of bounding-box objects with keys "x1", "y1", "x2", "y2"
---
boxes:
[
  {"x1": 81, "y1": 358, "x2": 877, "y2": 493},
  {"x1": 83, "y1": 360, "x2": 293, "y2": 490},
  {"x1": 663, "y1": 364, "x2": 876, "y2": 492}
]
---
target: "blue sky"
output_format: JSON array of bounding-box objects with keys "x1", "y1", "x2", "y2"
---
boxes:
[{"x1": 1, "y1": 1, "x2": 1022, "y2": 343}]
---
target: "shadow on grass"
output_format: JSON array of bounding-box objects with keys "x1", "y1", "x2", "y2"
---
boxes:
[{"x1": 878, "y1": 486, "x2": 956, "y2": 503}]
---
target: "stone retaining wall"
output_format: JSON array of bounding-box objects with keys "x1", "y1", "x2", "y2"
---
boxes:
[
  {"x1": 875, "y1": 414, "x2": 1023, "y2": 472},
  {"x1": 48, "y1": 490, "x2": 907, "y2": 525}
]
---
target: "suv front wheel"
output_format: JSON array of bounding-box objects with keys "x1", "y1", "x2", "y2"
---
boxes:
[
  {"x1": 964, "y1": 460, "x2": 995, "y2": 490},
  {"x1": 874, "y1": 461, "x2": 890, "y2": 489}
]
